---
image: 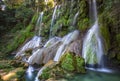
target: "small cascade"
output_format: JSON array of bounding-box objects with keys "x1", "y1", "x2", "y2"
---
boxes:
[
  {"x1": 1, "y1": 5, "x2": 6, "y2": 11},
  {"x1": 27, "y1": 49, "x2": 44, "y2": 65},
  {"x1": 54, "y1": 30, "x2": 80, "y2": 61},
  {"x1": 49, "y1": 6, "x2": 58, "y2": 38},
  {"x1": 44, "y1": 36, "x2": 61, "y2": 48},
  {"x1": 72, "y1": 11, "x2": 79, "y2": 26},
  {"x1": 35, "y1": 12, "x2": 44, "y2": 36},
  {"x1": 82, "y1": 0, "x2": 104, "y2": 68},
  {"x1": 27, "y1": 36, "x2": 61, "y2": 65},
  {"x1": 15, "y1": 36, "x2": 42, "y2": 57},
  {"x1": 35, "y1": 67, "x2": 46, "y2": 81},
  {"x1": 82, "y1": 21, "x2": 103, "y2": 67},
  {"x1": 26, "y1": 66, "x2": 34, "y2": 79}
]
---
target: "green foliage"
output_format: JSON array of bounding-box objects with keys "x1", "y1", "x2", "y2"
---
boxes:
[
  {"x1": 0, "y1": 63, "x2": 13, "y2": 69},
  {"x1": 16, "y1": 68, "x2": 25, "y2": 80},
  {"x1": 39, "y1": 67, "x2": 51, "y2": 80},
  {"x1": 2, "y1": 14, "x2": 38, "y2": 55},
  {"x1": 15, "y1": 5, "x2": 34, "y2": 27},
  {"x1": 61, "y1": 53, "x2": 75, "y2": 71},
  {"x1": 78, "y1": 18, "x2": 89, "y2": 31},
  {"x1": 60, "y1": 53, "x2": 85, "y2": 73},
  {"x1": 4, "y1": 0, "x2": 25, "y2": 9},
  {"x1": 75, "y1": 56, "x2": 85, "y2": 73},
  {"x1": 0, "y1": 8, "x2": 16, "y2": 35},
  {"x1": 100, "y1": 25, "x2": 110, "y2": 53}
]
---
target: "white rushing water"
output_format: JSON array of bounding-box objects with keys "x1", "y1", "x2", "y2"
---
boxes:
[
  {"x1": 82, "y1": 21, "x2": 104, "y2": 66},
  {"x1": 15, "y1": 36, "x2": 42, "y2": 57},
  {"x1": 35, "y1": 12, "x2": 44, "y2": 36},
  {"x1": 82, "y1": 0, "x2": 104, "y2": 67},
  {"x1": 26, "y1": 66, "x2": 34, "y2": 79},
  {"x1": 72, "y1": 11, "x2": 79, "y2": 26},
  {"x1": 54, "y1": 30, "x2": 80, "y2": 61},
  {"x1": 27, "y1": 49, "x2": 44, "y2": 65},
  {"x1": 49, "y1": 6, "x2": 58, "y2": 38}
]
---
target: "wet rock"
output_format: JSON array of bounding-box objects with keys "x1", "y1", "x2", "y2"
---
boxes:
[
  {"x1": 43, "y1": 41, "x2": 62, "y2": 64},
  {"x1": 60, "y1": 53, "x2": 75, "y2": 71},
  {"x1": 68, "y1": 40, "x2": 82, "y2": 56}
]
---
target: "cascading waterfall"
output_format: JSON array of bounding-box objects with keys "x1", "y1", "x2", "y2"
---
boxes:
[
  {"x1": 35, "y1": 12, "x2": 44, "y2": 36},
  {"x1": 82, "y1": 0, "x2": 104, "y2": 68},
  {"x1": 15, "y1": 11, "x2": 44, "y2": 57},
  {"x1": 49, "y1": 6, "x2": 58, "y2": 38}
]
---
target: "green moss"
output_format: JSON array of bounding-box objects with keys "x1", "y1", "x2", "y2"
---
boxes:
[
  {"x1": 39, "y1": 67, "x2": 51, "y2": 80},
  {"x1": 75, "y1": 56, "x2": 85, "y2": 73},
  {"x1": 0, "y1": 63, "x2": 13, "y2": 69},
  {"x1": 39, "y1": 53, "x2": 85, "y2": 80},
  {"x1": 61, "y1": 53, "x2": 75, "y2": 71},
  {"x1": 100, "y1": 25, "x2": 110, "y2": 53},
  {"x1": 60, "y1": 53, "x2": 85, "y2": 73},
  {"x1": 16, "y1": 68, "x2": 25, "y2": 81},
  {"x1": 78, "y1": 18, "x2": 89, "y2": 31}
]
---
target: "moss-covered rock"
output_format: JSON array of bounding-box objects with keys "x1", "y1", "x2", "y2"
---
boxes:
[
  {"x1": 61, "y1": 53, "x2": 75, "y2": 72},
  {"x1": 39, "y1": 67, "x2": 52, "y2": 80},
  {"x1": 100, "y1": 25, "x2": 110, "y2": 54},
  {"x1": 75, "y1": 56, "x2": 85, "y2": 73},
  {"x1": 39, "y1": 53, "x2": 85, "y2": 80}
]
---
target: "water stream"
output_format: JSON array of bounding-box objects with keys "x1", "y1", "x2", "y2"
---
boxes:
[{"x1": 35, "y1": 12, "x2": 44, "y2": 36}]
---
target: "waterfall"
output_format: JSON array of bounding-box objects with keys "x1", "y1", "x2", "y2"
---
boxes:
[
  {"x1": 54, "y1": 30, "x2": 80, "y2": 61},
  {"x1": 35, "y1": 12, "x2": 44, "y2": 36},
  {"x1": 49, "y1": 6, "x2": 58, "y2": 38},
  {"x1": 72, "y1": 11, "x2": 79, "y2": 26},
  {"x1": 82, "y1": 0, "x2": 104, "y2": 68},
  {"x1": 26, "y1": 66, "x2": 34, "y2": 79}
]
